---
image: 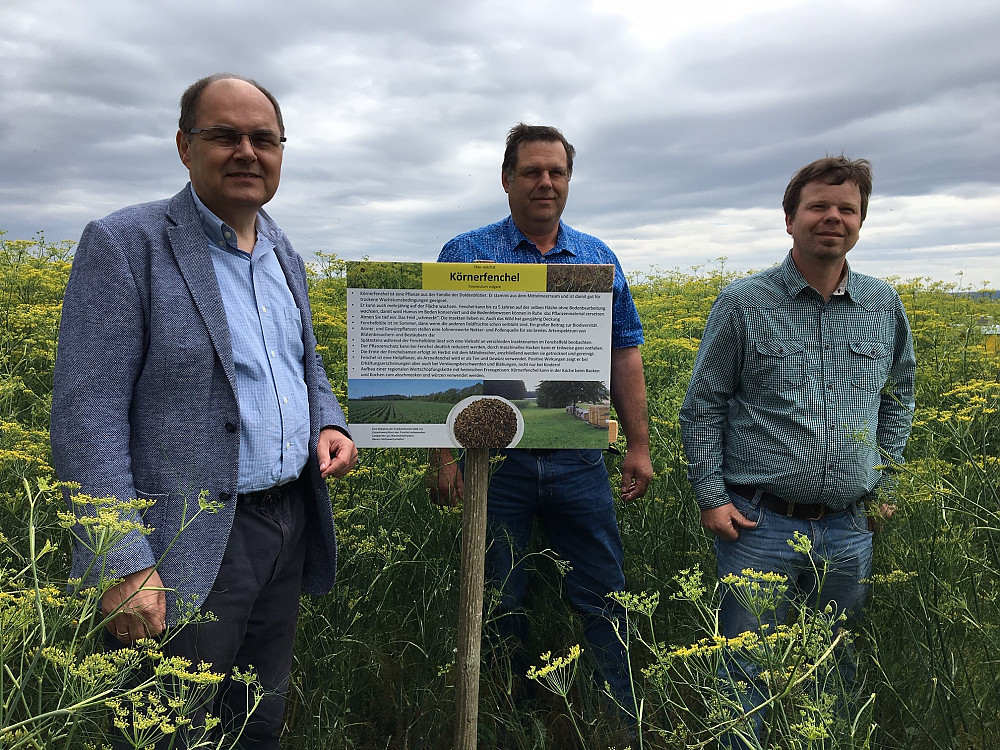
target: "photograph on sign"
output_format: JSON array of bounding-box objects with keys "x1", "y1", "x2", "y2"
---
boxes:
[{"x1": 347, "y1": 261, "x2": 614, "y2": 448}]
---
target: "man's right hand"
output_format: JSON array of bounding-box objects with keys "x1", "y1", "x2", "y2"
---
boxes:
[
  {"x1": 428, "y1": 449, "x2": 464, "y2": 507},
  {"x1": 701, "y1": 502, "x2": 757, "y2": 541},
  {"x1": 101, "y1": 566, "x2": 166, "y2": 644}
]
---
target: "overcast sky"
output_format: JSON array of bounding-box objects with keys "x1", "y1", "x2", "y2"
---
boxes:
[{"x1": 2, "y1": 0, "x2": 998, "y2": 285}]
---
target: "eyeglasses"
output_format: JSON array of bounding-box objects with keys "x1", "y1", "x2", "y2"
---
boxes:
[
  {"x1": 187, "y1": 127, "x2": 286, "y2": 151},
  {"x1": 514, "y1": 167, "x2": 569, "y2": 182}
]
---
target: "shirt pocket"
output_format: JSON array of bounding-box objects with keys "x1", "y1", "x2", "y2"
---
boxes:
[
  {"x1": 280, "y1": 307, "x2": 305, "y2": 362},
  {"x1": 751, "y1": 338, "x2": 805, "y2": 390},
  {"x1": 849, "y1": 340, "x2": 891, "y2": 393}
]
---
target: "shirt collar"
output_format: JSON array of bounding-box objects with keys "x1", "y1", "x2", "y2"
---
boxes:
[
  {"x1": 780, "y1": 250, "x2": 853, "y2": 298},
  {"x1": 504, "y1": 215, "x2": 574, "y2": 256},
  {"x1": 832, "y1": 269, "x2": 850, "y2": 296},
  {"x1": 188, "y1": 184, "x2": 277, "y2": 255}
]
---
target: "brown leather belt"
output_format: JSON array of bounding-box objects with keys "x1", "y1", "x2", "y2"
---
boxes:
[{"x1": 727, "y1": 484, "x2": 849, "y2": 521}]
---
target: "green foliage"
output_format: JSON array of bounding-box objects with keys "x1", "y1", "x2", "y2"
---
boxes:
[
  {"x1": 608, "y1": 564, "x2": 879, "y2": 750},
  {"x1": 535, "y1": 380, "x2": 609, "y2": 408},
  {"x1": 3, "y1": 237, "x2": 1000, "y2": 748},
  {"x1": 1, "y1": 480, "x2": 261, "y2": 749},
  {"x1": 483, "y1": 380, "x2": 528, "y2": 400},
  {"x1": 0, "y1": 233, "x2": 71, "y2": 506},
  {"x1": 346, "y1": 261, "x2": 424, "y2": 290}
]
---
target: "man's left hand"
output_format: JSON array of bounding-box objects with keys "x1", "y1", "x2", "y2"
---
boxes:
[
  {"x1": 620, "y1": 445, "x2": 653, "y2": 502},
  {"x1": 318, "y1": 428, "x2": 358, "y2": 478},
  {"x1": 868, "y1": 502, "x2": 897, "y2": 532}
]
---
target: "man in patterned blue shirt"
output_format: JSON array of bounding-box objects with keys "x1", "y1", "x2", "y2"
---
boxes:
[
  {"x1": 679, "y1": 156, "x2": 915, "y2": 745},
  {"x1": 430, "y1": 124, "x2": 652, "y2": 720}
]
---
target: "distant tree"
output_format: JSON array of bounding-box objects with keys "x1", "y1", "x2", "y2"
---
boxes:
[
  {"x1": 423, "y1": 384, "x2": 482, "y2": 403},
  {"x1": 483, "y1": 380, "x2": 528, "y2": 400},
  {"x1": 535, "y1": 380, "x2": 608, "y2": 409}
]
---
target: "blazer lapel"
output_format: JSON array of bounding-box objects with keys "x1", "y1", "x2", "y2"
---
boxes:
[{"x1": 166, "y1": 189, "x2": 238, "y2": 393}]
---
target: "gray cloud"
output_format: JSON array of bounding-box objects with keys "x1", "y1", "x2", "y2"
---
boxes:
[{"x1": 2, "y1": 0, "x2": 998, "y2": 284}]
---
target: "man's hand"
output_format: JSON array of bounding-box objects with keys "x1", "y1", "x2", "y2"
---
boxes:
[
  {"x1": 620, "y1": 445, "x2": 653, "y2": 502},
  {"x1": 102, "y1": 567, "x2": 166, "y2": 644},
  {"x1": 868, "y1": 502, "x2": 897, "y2": 532},
  {"x1": 609, "y1": 346, "x2": 652, "y2": 503},
  {"x1": 701, "y1": 502, "x2": 757, "y2": 541},
  {"x1": 428, "y1": 449, "x2": 464, "y2": 507},
  {"x1": 318, "y1": 428, "x2": 358, "y2": 479}
]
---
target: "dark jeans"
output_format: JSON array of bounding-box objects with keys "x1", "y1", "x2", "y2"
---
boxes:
[
  {"x1": 106, "y1": 482, "x2": 308, "y2": 749},
  {"x1": 483, "y1": 449, "x2": 634, "y2": 717}
]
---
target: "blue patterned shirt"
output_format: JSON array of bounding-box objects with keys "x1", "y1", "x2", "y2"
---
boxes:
[
  {"x1": 192, "y1": 188, "x2": 310, "y2": 492},
  {"x1": 438, "y1": 216, "x2": 643, "y2": 348},
  {"x1": 679, "y1": 251, "x2": 915, "y2": 511}
]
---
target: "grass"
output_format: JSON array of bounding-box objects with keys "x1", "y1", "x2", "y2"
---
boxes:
[{"x1": 517, "y1": 401, "x2": 610, "y2": 449}]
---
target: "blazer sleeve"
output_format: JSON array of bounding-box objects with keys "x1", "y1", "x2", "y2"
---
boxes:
[{"x1": 50, "y1": 218, "x2": 157, "y2": 582}]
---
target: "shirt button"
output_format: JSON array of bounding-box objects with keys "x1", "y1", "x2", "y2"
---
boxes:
[
  {"x1": 262, "y1": 305, "x2": 267, "y2": 312},
  {"x1": 827, "y1": 383, "x2": 834, "y2": 390},
  {"x1": 283, "y1": 396, "x2": 288, "y2": 404},
  {"x1": 225, "y1": 421, "x2": 237, "y2": 433},
  {"x1": 270, "y1": 351, "x2": 276, "y2": 358}
]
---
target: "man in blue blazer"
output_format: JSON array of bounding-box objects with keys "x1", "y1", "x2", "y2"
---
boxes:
[{"x1": 50, "y1": 73, "x2": 356, "y2": 747}]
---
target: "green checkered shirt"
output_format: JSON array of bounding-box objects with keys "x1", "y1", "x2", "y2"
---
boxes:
[{"x1": 679, "y1": 252, "x2": 915, "y2": 511}]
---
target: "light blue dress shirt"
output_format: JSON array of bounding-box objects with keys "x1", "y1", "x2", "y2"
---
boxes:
[{"x1": 191, "y1": 188, "x2": 310, "y2": 492}]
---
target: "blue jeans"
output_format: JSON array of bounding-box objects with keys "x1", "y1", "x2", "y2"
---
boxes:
[
  {"x1": 715, "y1": 487, "x2": 873, "y2": 746},
  {"x1": 483, "y1": 449, "x2": 634, "y2": 715}
]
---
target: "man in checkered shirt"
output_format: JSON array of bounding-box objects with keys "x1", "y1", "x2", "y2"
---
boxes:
[{"x1": 679, "y1": 156, "x2": 915, "y2": 746}]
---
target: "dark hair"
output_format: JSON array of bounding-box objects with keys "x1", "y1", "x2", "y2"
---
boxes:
[
  {"x1": 178, "y1": 73, "x2": 285, "y2": 136},
  {"x1": 783, "y1": 155, "x2": 873, "y2": 221},
  {"x1": 502, "y1": 123, "x2": 576, "y2": 179}
]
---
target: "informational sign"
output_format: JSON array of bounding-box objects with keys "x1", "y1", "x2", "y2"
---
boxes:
[{"x1": 346, "y1": 261, "x2": 615, "y2": 449}]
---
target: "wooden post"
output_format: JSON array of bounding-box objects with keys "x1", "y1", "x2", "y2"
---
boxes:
[{"x1": 453, "y1": 447, "x2": 490, "y2": 750}]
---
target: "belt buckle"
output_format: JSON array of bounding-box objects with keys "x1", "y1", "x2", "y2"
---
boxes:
[
  {"x1": 796, "y1": 502, "x2": 826, "y2": 521},
  {"x1": 242, "y1": 484, "x2": 286, "y2": 506}
]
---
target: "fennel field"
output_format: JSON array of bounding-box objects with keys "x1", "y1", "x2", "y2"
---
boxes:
[{"x1": 2, "y1": 235, "x2": 998, "y2": 749}]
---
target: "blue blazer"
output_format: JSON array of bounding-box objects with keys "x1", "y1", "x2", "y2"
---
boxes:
[{"x1": 50, "y1": 186, "x2": 347, "y2": 623}]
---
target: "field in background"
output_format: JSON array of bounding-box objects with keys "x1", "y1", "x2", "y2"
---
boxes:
[
  {"x1": 347, "y1": 399, "x2": 454, "y2": 424},
  {"x1": 3, "y1": 237, "x2": 999, "y2": 749}
]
